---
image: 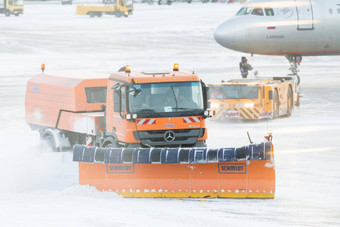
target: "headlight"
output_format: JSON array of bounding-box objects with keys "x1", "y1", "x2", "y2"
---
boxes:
[
  {"x1": 210, "y1": 102, "x2": 220, "y2": 109},
  {"x1": 126, "y1": 114, "x2": 131, "y2": 120},
  {"x1": 132, "y1": 114, "x2": 137, "y2": 119},
  {"x1": 245, "y1": 103, "x2": 254, "y2": 108}
]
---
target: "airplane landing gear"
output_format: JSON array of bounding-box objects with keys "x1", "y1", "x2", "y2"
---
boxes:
[
  {"x1": 286, "y1": 55, "x2": 302, "y2": 103},
  {"x1": 286, "y1": 55, "x2": 302, "y2": 76}
]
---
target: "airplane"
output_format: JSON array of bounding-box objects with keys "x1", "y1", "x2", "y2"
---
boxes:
[{"x1": 214, "y1": 0, "x2": 340, "y2": 75}]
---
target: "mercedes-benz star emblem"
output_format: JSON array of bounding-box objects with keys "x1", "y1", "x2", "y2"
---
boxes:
[{"x1": 164, "y1": 130, "x2": 175, "y2": 142}]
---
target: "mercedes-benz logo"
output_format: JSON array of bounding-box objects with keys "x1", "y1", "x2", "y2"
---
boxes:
[{"x1": 164, "y1": 130, "x2": 175, "y2": 142}]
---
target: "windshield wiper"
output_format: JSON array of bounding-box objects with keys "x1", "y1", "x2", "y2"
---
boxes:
[
  {"x1": 135, "y1": 109, "x2": 161, "y2": 117},
  {"x1": 172, "y1": 107, "x2": 200, "y2": 116}
]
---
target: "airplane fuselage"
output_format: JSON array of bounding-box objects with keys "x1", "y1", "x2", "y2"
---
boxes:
[{"x1": 214, "y1": 0, "x2": 340, "y2": 56}]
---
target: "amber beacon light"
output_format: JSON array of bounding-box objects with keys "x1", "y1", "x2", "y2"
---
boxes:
[
  {"x1": 173, "y1": 63, "x2": 179, "y2": 71},
  {"x1": 41, "y1": 63, "x2": 45, "y2": 73},
  {"x1": 125, "y1": 65, "x2": 131, "y2": 73}
]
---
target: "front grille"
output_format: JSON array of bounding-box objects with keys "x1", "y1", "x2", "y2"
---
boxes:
[{"x1": 134, "y1": 129, "x2": 202, "y2": 147}]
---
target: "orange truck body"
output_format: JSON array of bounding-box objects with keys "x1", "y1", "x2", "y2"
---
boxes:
[
  {"x1": 25, "y1": 69, "x2": 209, "y2": 151},
  {"x1": 73, "y1": 141, "x2": 275, "y2": 198},
  {"x1": 25, "y1": 73, "x2": 107, "y2": 133},
  {"x1": 208, "y1": 77, "x2": 299, "y2": 120}
]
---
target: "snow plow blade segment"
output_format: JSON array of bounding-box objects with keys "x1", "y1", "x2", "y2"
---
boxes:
[{"x1": 73, "y1": 142, "x2": 275, "y2": 198}]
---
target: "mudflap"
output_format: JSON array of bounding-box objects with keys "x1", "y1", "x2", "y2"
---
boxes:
[{"x1": 73, "y1": 142, "x2": 275, "y2": 198}]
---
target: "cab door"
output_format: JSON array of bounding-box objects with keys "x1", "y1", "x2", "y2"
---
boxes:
[{"x1": 295, "y1": 0, "x2": 314, "y2": 30}]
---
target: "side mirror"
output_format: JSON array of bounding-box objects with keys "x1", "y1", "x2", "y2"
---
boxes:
[
  {"x1": 112, "y1": 83, "x2": 120, "y2": 90},
  {"x1": 268, "y1": 90, "x2": 273, "y2": 100},
  {"x1": 134, "y1": 89, "x2": 141, "y2": 97}
]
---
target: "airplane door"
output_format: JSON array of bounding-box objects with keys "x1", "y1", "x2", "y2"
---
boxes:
[{"x1": 295, "y1": 0, "x2": 314, "y2": 30}]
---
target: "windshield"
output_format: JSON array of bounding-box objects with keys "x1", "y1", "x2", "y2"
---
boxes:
[
  {"x1": 128, "y1": 81, "x2": 204, "y2": 117},
  {"x1": 210, "y1": 85, "x2": 258, "y2": 99},
  {"x1": 126, "y1": 0, "x2": 133, "y2": 7},
  {"x1": 252, "y1": 7, "x2": 264, "y2": 16},
  {"x1": 14, "y1": 0, "x2": 24, "y2": 6},
  {"x1": 236, "y1": 7, "x2": 253, "y2": 16}
]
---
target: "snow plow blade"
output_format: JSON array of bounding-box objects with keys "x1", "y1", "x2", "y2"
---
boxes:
[{"x1": 73, "y1": 142, "x2": 275, "y2": 198}]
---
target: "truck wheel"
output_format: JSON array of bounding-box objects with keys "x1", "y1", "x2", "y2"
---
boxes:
[
  {"x1": 89, "y1": 12, "x2": 96, "y2": 17},
  {"x1": 286, "y1": 86, "x2": 293, "y2": 117},
  {"x1": 4, "y1": 9, "x2": 11, "y2": 17},
  {"x1": 115, "y1": 11, "x2": 122, "y2": 17},
  {"x1": 14, "y1": 13, "x2": 19, "y2": 17},
  {"x1": 97, "y1": 12, "x2": 103, "y2": 17},
  {"x1": 167, "y1": 0, "x2": 172, "y2": 5},
  {"x1": 103, "y1": 137, "x2": 118, "y2": 148},
  {"x1": 273, "y1": 90, "x2": 279, "y2": 118},
  {"x1": 158, "y1": 0, "x2": 162, "y2": 5},
  {"x1": 42, "y1": 134, "x2": 60, "y2": 152},
  {"x1": 187, "y1": 0, "x2": 192, "y2": 3}
]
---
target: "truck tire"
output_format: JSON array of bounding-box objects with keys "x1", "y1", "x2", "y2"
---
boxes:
[
  {"x1": 273, "y1": 89, "x2": 279, "y2": 119},
  {"x1": 167, "y1": 0, "x2": 172, "y2": 5},
  {"x1": 286, "y1": 86, "x2": 293, "y2": 117},
  {"x1": 42, "y1": 134, "x2": 60, "y2": 152},
  {"x1": 187, "y1": 0, "x2": 192, "y2": 3},
  {"x1": 97, "y1": 12, "x2": 103, "y2": 17},
  {"x1": 103, "y1": 137, "x2": 118, "y2": 148},
  {"x1": 4, "y1": 9, "x2": 11, "y2": 17},
  {"x1": 89, "y1": 12, "x2": 96, "y2": 17},
  {"x1": 158, "y1": 0, "x2": 162, "y2": 5},
  {"x1": 115, "y1": 11, "x2": 122, "y2": 17}
]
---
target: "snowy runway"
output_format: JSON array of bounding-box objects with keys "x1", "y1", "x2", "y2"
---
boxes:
[{"x1": 0, "y1": 2, "x2": 339, "y2": 226}]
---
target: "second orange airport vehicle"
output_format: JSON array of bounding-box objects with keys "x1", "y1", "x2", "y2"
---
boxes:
[
  {"x1": 208, "y1": 77, "x2": 301, "y2": 120},
  {"x1": 25, "y1": 64, "x2": 275, "y2": 198}
]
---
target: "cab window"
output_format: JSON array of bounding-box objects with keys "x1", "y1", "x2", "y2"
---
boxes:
[
  {"x1": 121, "y1": 86, "x2": 126, "y2": 113},
  {"x1": 85, "y1": 87, "x2": 107, "y2": 104},
  {"x1": 252, "y1": 7, "x2": 264, "y2": 16},
  {"x1": 236, "y1": 7, "x2": 253, "y2": 16},
  {"x1": 265, "y1": 8, "x2": 274, "y2": 16}
]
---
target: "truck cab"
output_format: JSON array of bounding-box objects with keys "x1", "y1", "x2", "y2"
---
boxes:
[{"x1": 103, "y1": 66, "x2": 210, "y2": 148}]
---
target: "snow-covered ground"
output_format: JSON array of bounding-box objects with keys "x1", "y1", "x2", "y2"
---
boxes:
[{"x1": 0, "y1": 2, "x2": 340, "y2": 226}]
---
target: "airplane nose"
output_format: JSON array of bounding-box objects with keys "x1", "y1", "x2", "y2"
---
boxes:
[{"x1": 214, "y1": 21, "x2": 239, "y2": 50}]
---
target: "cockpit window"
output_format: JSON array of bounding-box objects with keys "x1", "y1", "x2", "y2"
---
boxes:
[
  {"x1": 265, "y1": 8, "x2": 274, "y2": 16},
  {"x1": 236, "y1": 7, "x2": 253, "y2": 16},
  {"x1": 252, "y1": 7, "x2": 264, "y2": 16}
]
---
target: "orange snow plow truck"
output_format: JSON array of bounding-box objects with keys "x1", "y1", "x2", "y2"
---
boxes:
[
  {"x1": 26, "y1": 65, "x2": 210, "y2": 151},
  {"x1": 25, "y1": 65, "x2": 275, "y2": 198}
]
